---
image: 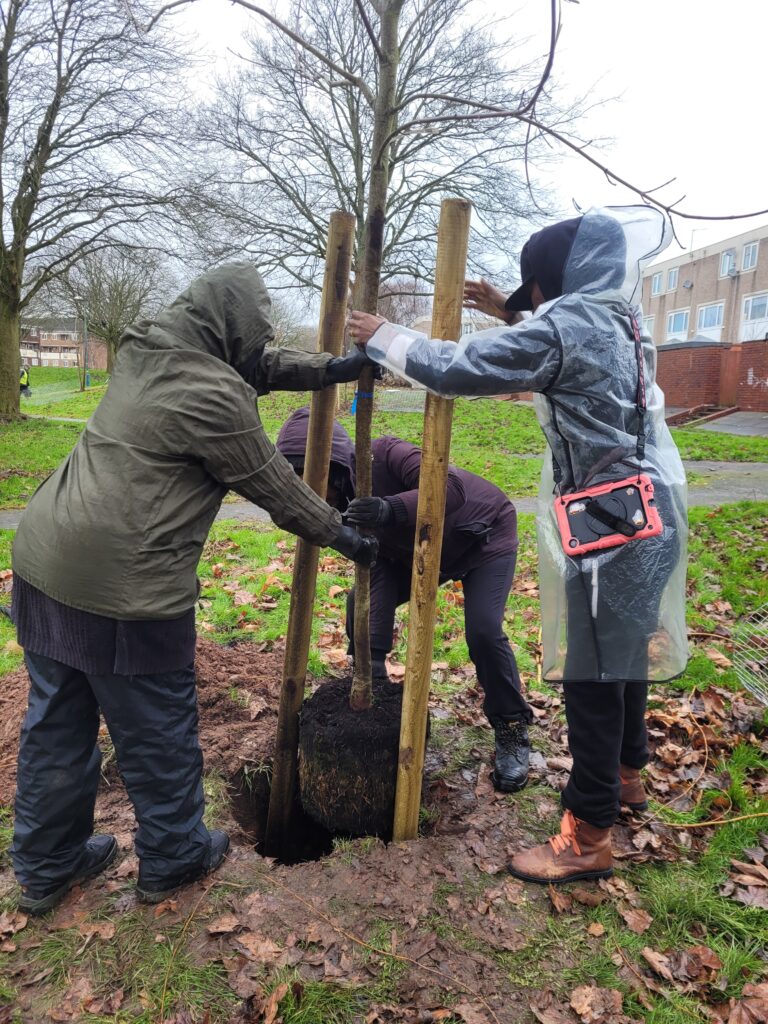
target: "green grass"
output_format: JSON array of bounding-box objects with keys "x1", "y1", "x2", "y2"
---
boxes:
[
  {"x1": 671, "y1": 425, "x2": 768, "y2": 462},
  {"x1": 0, "y1": 420, "x2": 83, "y2": 508},
  {"x1": 26, "y1": 911, "x2": 239, "y2": 1022}
]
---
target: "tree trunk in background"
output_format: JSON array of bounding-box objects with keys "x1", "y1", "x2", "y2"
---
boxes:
[
  {"x1": 0, "y1": 292, "x2": 21, "y2": 420},
  {"x1": 349, "y1": 0, "x2": 404, "y2": 713}
]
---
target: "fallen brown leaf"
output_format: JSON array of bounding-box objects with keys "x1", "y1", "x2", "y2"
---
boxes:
[
  {"x1": 641, "y1": 946, "x2": 675, "y2": 983},
  {"x1": 78, "y1": 920, "x2": 116, "y2": 941},
  {"x1": 263, "y1": 982, "x2": 289, "y2": 1024},
  {"x1": 207, "y1": 914, "x2": 241, "y2": 935},
  {"x1": 569, "y1": 985, "x2": 624, "y2": 1023},
  {"x1": 728, "y1": 981, "x2": 768, "y2": 1023},
  {"x1": 236, "y1": 931, "x2": 282, "y2": 963},
  {"x1": 548, "y1": 885, "x2": 573, "y2": 914},
  {"x1": 587, "y1": 922, "x2": 605, "y2": 937},
  {"x1": 619, "y1": 906, "x2": 653, "y2": 935}
]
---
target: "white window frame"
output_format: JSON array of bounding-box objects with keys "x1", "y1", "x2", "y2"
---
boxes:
[
  {"x1": 697, "y1": 302, "x2": 724, "y2": 331},
  {"x1": 743, "y1": 292, "x2": 768, "y2": 322},
  {"x1": 650, "y1": 272, "x2": 662, "y2": 296},
  {"x1": 666, "y1": 308, "x2": 690, "y2": 341},
  {"x1": 743, "y1": 241, "x2": 759, "y2": 272},
  {"x1": 667, "y1": 267, "x2": 678, "y2": 291},
  {"x1": 720, "y1": 250, "x2": 737, "y2": 277},
  {"x1": 642, "y1": 315, "x2": 655, "y2": 337}
]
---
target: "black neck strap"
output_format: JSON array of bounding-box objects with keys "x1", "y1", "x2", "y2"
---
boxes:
[{"x1": 629, "y1": 312, "x2": 647, "y2": 464}]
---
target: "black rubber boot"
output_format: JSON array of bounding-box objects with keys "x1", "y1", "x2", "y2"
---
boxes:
[
  {"x1": 18, "y1": 834, "x2": 118, "y2": 916},
  {"x1": 372, "y1": 658, "x2": 391, "y2": 682},
  {"x1": 136, "y1": 830, "x2": 230, "y2": 904},
  {"x1": 489, "y1": 717, "x2": 530, "y2": 793}
]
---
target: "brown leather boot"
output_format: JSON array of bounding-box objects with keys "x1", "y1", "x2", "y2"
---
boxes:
[
  {"x1": 619, "y1": 765, "x2": 649, "y2": 811},
  {"x1": 507, "y1": 810, "x2": 613, "y2": 885}
]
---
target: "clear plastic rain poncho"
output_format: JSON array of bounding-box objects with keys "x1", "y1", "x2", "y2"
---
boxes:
[{"x1": 366, "y1": 206, "x2": 688, "y2": 683}]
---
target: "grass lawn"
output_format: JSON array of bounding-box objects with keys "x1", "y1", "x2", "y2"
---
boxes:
[{"x1": 3, "y1": 385, "x2": 767, "y2": 510}]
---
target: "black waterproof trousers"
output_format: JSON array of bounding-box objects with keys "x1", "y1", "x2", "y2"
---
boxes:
[
  {"x1": 559, "y1": 575, "x2": 651, "y2": 828},
  {"x1": 11, "y1": 651, "x2": 211, "y2": 890},
  {"x1": 561, "y1": 679, "x2": 649, "y2": 828},
  {"x1": 346, "y1": 553, "x2": 532, "y2": 723}
]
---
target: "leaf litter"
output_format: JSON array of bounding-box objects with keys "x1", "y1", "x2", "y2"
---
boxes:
[{"x1": 0, "y1": 627, "x2": 766, "y2": 1022}]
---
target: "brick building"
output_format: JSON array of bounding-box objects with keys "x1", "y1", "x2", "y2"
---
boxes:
[
  {"x1": 641, "y1": 224, "x2": 768, "y2": 346},
  {"x1": 19, "y1": 317, "x2": 107, "y2": 370}
]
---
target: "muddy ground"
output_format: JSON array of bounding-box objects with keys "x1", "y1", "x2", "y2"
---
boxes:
[{"x1": 0, "y1": 640, "x2": 766, "y2": 1023}]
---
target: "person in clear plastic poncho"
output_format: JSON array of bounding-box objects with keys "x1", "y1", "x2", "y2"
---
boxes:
[{"x1": 349, "y1": 206, "x2": 688, "y2": 886}]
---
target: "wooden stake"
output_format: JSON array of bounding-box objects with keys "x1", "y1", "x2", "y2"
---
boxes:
[
  {"x1": 392, "y1": 197, "x2": 471, "y2": 842},
  {"x1": 264, "y1": 210, "x2": 356, "y2": 857}
]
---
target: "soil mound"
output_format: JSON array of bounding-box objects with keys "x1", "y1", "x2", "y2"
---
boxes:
[{"x1": 0, "y1": 638, "x2": 286, "y2": 813}]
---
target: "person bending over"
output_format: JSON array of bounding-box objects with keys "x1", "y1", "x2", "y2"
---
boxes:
[{"x1": 277, "y1": 406, "x2": 533, "y2": 792}]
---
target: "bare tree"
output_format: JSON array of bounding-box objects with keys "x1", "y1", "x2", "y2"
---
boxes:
[
  {"x1": 377, "y1": 276, "x2": 432, "y2": 325},
  {"x1": 58, "y1": 249, "x2": 175, "y2": 373},
  {"x1": 0, "y1": 0, "x2": 187, "y2": 419},
  {"x1": 193, "y1": 0, "x2": 565, "y2": 299},
  {"x1": 268, "y1": 293, "x2": 310, "y2": 350}
]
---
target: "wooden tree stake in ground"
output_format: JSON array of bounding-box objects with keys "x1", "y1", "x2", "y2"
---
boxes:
[
  {"x1": 264, "y1": 210, "x2": 356, "y2": 858},
  {"x1": 393, "y1": 197, "x2": 471, "y2": 842}
]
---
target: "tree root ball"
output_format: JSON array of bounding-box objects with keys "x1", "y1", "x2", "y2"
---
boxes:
[{"x1": 298, "y1": 676, "x2": 405, "y2": 839}]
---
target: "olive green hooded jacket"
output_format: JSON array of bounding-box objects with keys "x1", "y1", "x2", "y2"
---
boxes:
[{"x1": 12, "y1": 263, "x2": 342, "y2": 619}]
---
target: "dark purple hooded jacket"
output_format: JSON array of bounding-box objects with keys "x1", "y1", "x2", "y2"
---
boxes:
[{"x1": 276, "y1": 407, "x2": 517, "y2": 579}]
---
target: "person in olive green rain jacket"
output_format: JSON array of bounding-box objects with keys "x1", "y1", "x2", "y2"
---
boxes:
[{"x1": 9, "y1": 262, "x2": 377, "y2": 915}]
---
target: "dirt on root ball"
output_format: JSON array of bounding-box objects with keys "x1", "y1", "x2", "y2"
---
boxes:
[{"x1": 299, "y1": 675, "x2": 405, "y2": 839}]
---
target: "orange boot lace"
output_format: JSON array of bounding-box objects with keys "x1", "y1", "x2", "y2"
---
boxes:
[{"x1": 548, "y1": 810, "x2": 581, "y2": 857}]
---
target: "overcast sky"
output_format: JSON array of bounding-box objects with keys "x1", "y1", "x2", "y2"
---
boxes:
[{"x1": 179, "y1": 0, "x2": 767, "y2": 262}]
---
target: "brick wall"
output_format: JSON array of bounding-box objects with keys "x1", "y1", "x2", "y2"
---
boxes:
[
  {"x1": 655, "y1": 338, "x2": 768, "y2": 412},
  {"x1": 736, "y1": 339, "x2": 768, "y2": 411},
  {"x1": 655, "y1": 341, "x2": 723, "y2": 408}
]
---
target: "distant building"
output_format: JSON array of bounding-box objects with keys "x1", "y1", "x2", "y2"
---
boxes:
[
  {"x1": 19, "y1": 317, "x2": 107, "y2": 369},
  {"x1": 20, "y1": 317, "x2": 81, "y2": 367},
  {"x1": 641, "y1": 225, "x2": 768, "y2": 345}
]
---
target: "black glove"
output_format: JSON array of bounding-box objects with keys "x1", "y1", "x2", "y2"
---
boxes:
[
  {"x1": 345, "y1": 496, "x2": 393, "y2": 528},
  {"x1": 324, "y1": 349, "x2": 382, "y2": 386},
  {"x1": 330, "y1": 524, "x2": 379, "y2": 567}
]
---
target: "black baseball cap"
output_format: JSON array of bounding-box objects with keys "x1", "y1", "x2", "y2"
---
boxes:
[{"x1": 505, "y1": 216, "x2": 582, "y2": 312}]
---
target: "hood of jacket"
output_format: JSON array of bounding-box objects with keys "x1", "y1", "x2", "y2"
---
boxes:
[
  {"x1": 276, "y1": 407, "x2": 357, "y2": 504},
  {"x1": 119, "y1": 261, "x2": 274, "y2": 386},
  {"x1": 562, "y1": 206, "x2": 672, "y2": 304},
  {"x1": 508, "y1": 206, "x2": 671, "y2": 312}
]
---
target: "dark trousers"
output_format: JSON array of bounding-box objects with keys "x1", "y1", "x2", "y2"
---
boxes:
[
  {"x1": 559, "y1": 571, "x2": 652, "y2": 828},
  {"x1": 561, "y1": 680, "x2": 649, "y2": 828},
  {"x1": 12, "y1": 651, "x2": 211, "y2": 890},
  {"x1": 346, "y1": 554, "x2": 532, "y2": 723}
]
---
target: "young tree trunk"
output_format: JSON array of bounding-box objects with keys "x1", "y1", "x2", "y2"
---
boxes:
[
  {"x1": 349, "y1": 0, "x2": 403, "y2": 713},
  {"x1": 0, "y1": 295, "x2": 21, "y2": 421}
]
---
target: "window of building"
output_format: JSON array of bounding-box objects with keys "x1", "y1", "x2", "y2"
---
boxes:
[
  {"x1": 643, "y1": 316, "x2": 654, "y2": 337},
  {"x1": 697, "y1": 303, "x2": 724, "y2": 330},
  {"x1": 667, "y1": 268, "x2": 678, "y2": 291},
  {"x1": 651, "y1": 272, "x2": 662, "y2": 296},
  {"x1": 743, "y1": 242, "x2": 759, "y2": 272},
  {"x1": 744, "y1": 293, "x2": 768, "y2": 321},
  {"x1": 720, "y1": 250, "x2": 736, "y2": 277},
  {"x1": 666, "y1": 309, "x2": 689, "y2": 341}
]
